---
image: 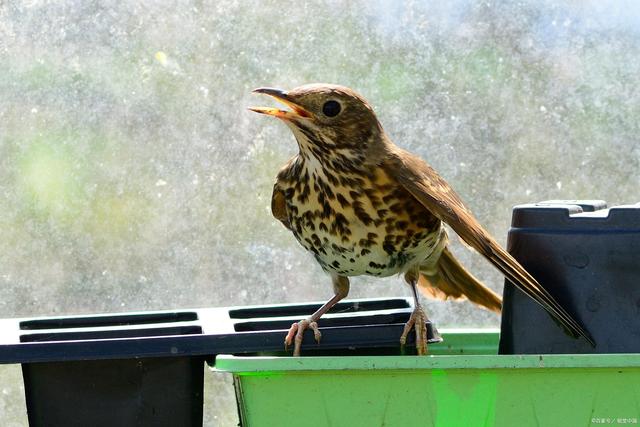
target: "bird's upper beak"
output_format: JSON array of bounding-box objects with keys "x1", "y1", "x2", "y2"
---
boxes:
[{"x1": 249, "y1": 87, "x2": 312, "y2": 120}]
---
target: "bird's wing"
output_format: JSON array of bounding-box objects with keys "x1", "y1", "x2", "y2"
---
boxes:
[
  {"x1": 271, "y1": 157, "x2": 299, "y2": 231},
  {"x1": 271, "y1": 182, "x2": 291, "y2": 231},
  {"x1": 384, "y1": 146, "x2": 594, "y2": 345}
]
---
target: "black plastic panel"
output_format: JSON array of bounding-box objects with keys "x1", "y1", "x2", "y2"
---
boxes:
[
  {"x1": 228, "y1": 298, "x2": 409, "y2": 319},
  {"x1": 20, "y1": 325, "x2": 203, "y2": 343},
  {"x1": 23, "y1": 356, "x2": 204, "y2": 427},
  {"x1": 0, "y1": 298, "x2": 436, "y2": 363},
  {"x1": 20, "y1": 312, "x2": 198, "y2": 330}
]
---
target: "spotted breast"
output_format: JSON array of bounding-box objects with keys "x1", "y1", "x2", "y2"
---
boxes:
[{"x1": 273, "y1": 154, "x2": 444, "y2": 278}]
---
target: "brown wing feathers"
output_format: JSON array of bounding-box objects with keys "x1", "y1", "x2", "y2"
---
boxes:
[
  {"x1": 271, "y1": 184, "x2": 291, "y2": 230},
  {"x1": 386, "y1": 147, "x2": 595, "y2": 345}
]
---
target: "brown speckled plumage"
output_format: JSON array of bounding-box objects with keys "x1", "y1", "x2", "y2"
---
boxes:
[{"x1": 251, "y1": 83, "x2": 594, "y2": 355}]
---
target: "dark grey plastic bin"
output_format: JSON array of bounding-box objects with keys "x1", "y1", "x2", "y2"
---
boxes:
[{"x1": 499, "y1": 200, "x2": 640, "y2": 354}]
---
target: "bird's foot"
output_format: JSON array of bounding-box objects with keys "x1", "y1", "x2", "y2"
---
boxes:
[
  {"x1": 400, "y1": 306, "x2": 428, "y2": 355},
  {"x1": 284, "y1": 318, "x2": 321, "y2": 356}
]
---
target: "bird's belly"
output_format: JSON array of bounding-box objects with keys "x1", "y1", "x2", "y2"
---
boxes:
[
  {"x1": 307, "y1": 227, "x2": 442, "y2": 277},
  {"x1": 285, "y1": 168, "x2": 443, "y2": 277}
]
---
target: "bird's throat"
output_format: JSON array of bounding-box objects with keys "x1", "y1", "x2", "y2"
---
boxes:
[{"x1": 289, "y1": 123, "x2": 366, "y2": 179}]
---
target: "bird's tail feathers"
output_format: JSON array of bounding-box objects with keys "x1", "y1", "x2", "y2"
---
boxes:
[{"x1": 417, "y1": 247, "x2": 502, "y2": 313}]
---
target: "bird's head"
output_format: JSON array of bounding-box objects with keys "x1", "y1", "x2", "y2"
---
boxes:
[{"x1": 250, "y1": 84, "x2": 385, "y2": 166}]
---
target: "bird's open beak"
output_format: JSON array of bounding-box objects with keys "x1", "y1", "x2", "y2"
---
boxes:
[{"x1": 249, "y1": 87, "x2": 312, "y2": 120}]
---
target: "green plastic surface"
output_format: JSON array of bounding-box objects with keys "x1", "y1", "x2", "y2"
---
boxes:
[{"x1": 214, "y1": 329, "x2": 640, "y2": 427}]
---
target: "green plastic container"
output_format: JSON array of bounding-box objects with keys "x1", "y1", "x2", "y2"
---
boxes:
[{"x1": 214, "y1": 330, "x2": 640, "y2": 427}]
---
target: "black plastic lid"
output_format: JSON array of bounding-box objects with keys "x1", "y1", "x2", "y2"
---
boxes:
[{"x1": 511, "y1": 200, "x2": 640, "y2": 230}]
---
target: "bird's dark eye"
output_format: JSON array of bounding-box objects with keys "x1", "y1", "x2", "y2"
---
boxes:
[{"x1": 322, "y1": 100, "x2": 341, "y2": 117}]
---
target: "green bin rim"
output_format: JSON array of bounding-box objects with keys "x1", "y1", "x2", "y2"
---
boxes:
[{"x1": 213, "y1": 329, "x2": 640, "y2": 373}]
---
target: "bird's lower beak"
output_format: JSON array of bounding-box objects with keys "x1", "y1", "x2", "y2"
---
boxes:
[{"x1": 249, "y1": 87, "x2": 311, "y2": 120}]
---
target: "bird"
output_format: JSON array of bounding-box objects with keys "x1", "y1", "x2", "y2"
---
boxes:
[{"x1": 249, "y1": 83, "x2": 594, "y2": 356}]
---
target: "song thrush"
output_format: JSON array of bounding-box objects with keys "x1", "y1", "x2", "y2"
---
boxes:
[{"x1": 250, "y1": 83, "x2": 594, "y2": 356}]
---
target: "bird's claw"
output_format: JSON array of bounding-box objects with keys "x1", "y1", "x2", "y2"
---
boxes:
[
  {"x1": 400, "y1": 307, "x2": 428, "y2": 355},
  {"x1": 284, "y1": 318, "x2": 321, "y2": 356}
]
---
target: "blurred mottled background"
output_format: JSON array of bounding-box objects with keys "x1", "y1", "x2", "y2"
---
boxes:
[{"x1": 1, "y1": 0, "x2": 639, "y2": 425}]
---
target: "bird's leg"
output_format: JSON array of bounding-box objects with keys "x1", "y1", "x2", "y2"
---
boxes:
[
  {"x1": 400, "y1": 268, "x2": 429, "y2": 355},
  {"x1": 285, "y1": 275, "x2": 350, "y2": 356}
]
